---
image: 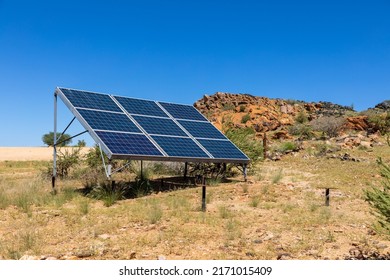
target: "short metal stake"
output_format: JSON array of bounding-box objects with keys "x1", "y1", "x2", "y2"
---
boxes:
[
  {"x1": 202, "y1": 176, "x2": 206, "y2": 212},
  {"x1": 325, "y1": 188, "x2": 330, "y2": 206}
]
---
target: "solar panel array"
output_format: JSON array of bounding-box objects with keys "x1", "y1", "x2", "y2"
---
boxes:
[{"x1": 56, "y1": 87, "x2": 250, "y2": 163}]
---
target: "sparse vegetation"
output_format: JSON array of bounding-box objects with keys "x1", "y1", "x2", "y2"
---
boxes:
[
  {"x1": 147, "y1": 200, "x2": 163, "y2": 224},
  {"x1": 288, "y1": 123, "x2": 313, "y2": 139},
  {"x1": 222, "y1": 103, "x2": 235, "y2": 111},
  {"x1": 277, "y1": 142, "x2": 298, "y2": 153},
  {"x1": 367, "y1": 111, "x2": 390, "y2": 135},
  {"x1": 249, "y1": 196, "x2": 260, "y2": 207},
  {"x1": 311, "y1": 116, "x2": 345, "y2": 138},
  {"x1": 271, "y1": 168, "x2": 283, "y2": 184},
  {"x1": 89, "y1": 182, "x2": 126, "y2": 207},
  {"x1": 365, "y1": 158, "x2": 390, "y2": 234},
  {"x1": 241, "y1": 113, "x2": 251, "y2": 124},
  {"x1": 295, "y1": 111, "x2": 309, "y2": 124}
]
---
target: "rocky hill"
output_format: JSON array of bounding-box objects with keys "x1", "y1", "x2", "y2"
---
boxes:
[{"x1": 194, "y1": 92, "x2": 386, "y2": 138}]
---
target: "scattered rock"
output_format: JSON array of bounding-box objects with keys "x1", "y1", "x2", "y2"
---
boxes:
[
  {"x1": 277, "y1": 253, "x2": 293, "y2": 260},
  {"x1": 345, "y1": 245, "x2": 390, "y2": 260},
  {"x1": 129, "y1": 252, "x2": 136, "y2": 259},
  {"x1": 158, "y1": 255, "x2": 166, "y2": 260},
  {"x1": 375, "y1": 100, "x2": 390, "y2": 110},
  {"x1": 260, "y1": 231, "x2": 274, "y2": 241},
  {"x1": 75, "y1": 250, "x2": 94, "y2": 258},
  {"x1": 98, "y1": 234, "x2": 111, "y2": 240}
]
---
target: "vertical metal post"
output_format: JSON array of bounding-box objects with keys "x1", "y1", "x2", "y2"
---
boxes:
[
  {"x1": 325, "y1": 188, "x2": 330, "y2": 206},
  {"x1": 107, "y1": 159, "x2": 112, "y2": 180},
  {"x1": 263, "y1": 132, "x2": 267, "y2": 160},
  {"x1": 202, "y1": 176, "x2": 206, "y2": 212},
  {"x1": 222, "y1": 163, "x2": 227, "y2": 179},
  {"x1": 140, "y1": 160, "x2": 143, "y2": 180},
  {"x1": 184, "y1": 162, "x2": 188, "y2": 179},
  {"x1": 52, "y1": 92, "x2": 57, "y2": 194},
  {"x1": 243, "y1": 164, "x2": 248, "y2": 182}
]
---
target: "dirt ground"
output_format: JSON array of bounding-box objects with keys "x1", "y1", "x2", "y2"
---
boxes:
[{"x1": 0, "y1": 145, "x2": 389, "y2": 260}]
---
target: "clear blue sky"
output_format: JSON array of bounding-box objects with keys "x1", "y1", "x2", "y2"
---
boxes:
[{"x1": 0, "y1": 0, "x2": 389, "y2": 146}]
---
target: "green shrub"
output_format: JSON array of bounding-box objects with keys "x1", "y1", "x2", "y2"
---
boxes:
[
  {"x1": 222, "y1": 103, "x2": 235, "y2": 111},
  {"x1": 225, "y1": 127, "x2": 263, "y2": 163},
  {"x1": 89, "y1": 182, "x2": 126, "y2": 207},
  {"x1": 130, "y1": 179, "x2": 152, "y2": 198},
  {"x1": 367, "y1": 112, "x2": 390, "y2": 134},
  {"x1": 365, "y1": 158, "x2": 390, "y2": 234},
  {"x1": 131, "y1": 161, "x2": 154, "y2": 181},
  {"x1": 56, "y1": 147, "x2": 82, "y2": 178},
  {"x1": 241, "y1": 114, "x2": 251, "y2": 124},
  {"x1": 239, "y1": 105, "x2": 246, "y2": 112},
  {"x1": 278, "y1": 142, "x2": 298, "y2": 153},
  {"x1": 295, "y1": 111, "x2": 309, "y2": 124},
  {"x1": 288, "y1": 123, "x2": 313, "y2": 139},
  {"x1": 85, "y1": 145, "x2": 107, "y2": 169}
]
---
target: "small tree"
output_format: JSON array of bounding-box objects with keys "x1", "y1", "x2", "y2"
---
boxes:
[
  {"x1": 42, "y1": 132, "x2": 72, "y2": 147},
  {"x1": 77, "y1": 140, "x2": 87, "y2": 147},
  {"x1": 365, "y1": 158, "x2": 390, "y2": 234}
]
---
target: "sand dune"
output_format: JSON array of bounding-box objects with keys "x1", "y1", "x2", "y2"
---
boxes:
[{"x1": 0, "y1": 147, "x2": 90, "y2": 161}]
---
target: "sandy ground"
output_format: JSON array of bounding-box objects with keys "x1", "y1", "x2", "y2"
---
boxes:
[{"x1": 0, "y1": 147, "x2": 90, "y2": 161}]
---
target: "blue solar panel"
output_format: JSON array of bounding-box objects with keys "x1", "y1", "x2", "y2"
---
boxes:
[
  {"x1": 114, "y1": 96, "x2": 168, "y2": 117},
  {"x1": 57, "y1": 87, "x2": 249, "y2": 162},
  {"x1": 77, "y1": 109, "x2": 141, "y2": 133},
  {"x1": 133, "y1": 115, "x2": 187, "y2": 137},
  {"x1": 152, "y1": 136, "x2": 209, "y2": 158},
  {"x1": 95, "y1": 131, "x2": 163, "y2": 156},
  {"x1": 60, "y1": 88, "x2": 122, "y2": 112},
  {"x1": 197, "y1": 139, "x2": 248, "y2": 160},
  {"x1": 158, "y1": 102, "x2": 207, "y2": 121},
  {"x1": 178, "y1": 120, "x2": 226, "y2": 139}
]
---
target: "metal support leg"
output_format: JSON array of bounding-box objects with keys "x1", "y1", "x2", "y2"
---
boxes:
[
  {"x1": 107, "y1": 160, "x2": 112, "y2": 180},
  {"x1": 184, "y1": 162, "x2": 188, "y2": 179},
  {"x1": 243, "y1": 164, "x2": 248, "y2": 182},
  {"x1": 140, "y1": 160, "x2": 143, "y2": 180},
  {"x1": 52, "y1": 93, "x2": 57, "y2": 194}
]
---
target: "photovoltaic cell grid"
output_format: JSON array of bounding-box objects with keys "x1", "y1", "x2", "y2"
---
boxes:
[
  {"x1": 57, "y1": 87, "x2": 249, "y2": 162},
  {"x1": 60, "y1": 88, "x2": 122, "y2": 112},
  {"x1": 178, "y1": 120, "x2": 226, "y2": 139},
  {"x1": 114, "y1": 95, "x2": 168, "y2": 117},
  {"x1": 152, "y1": 136, "x2": 209, "y2": 158},
  {"x1": 95, "y1": 131, "x2": 163, "y2": 156},
  {"x1": 132, "y1": 115, "x2": 187, "y2": 137},
  {"x1": 158, "y1": 102, "x2": 207, "y2": 121},
  {"x1": 78, "y1": 109, "x2": 141, "y2": 133},
  {"x1": 198, "y1": 139, "x2": 248, "y2": 160}
]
